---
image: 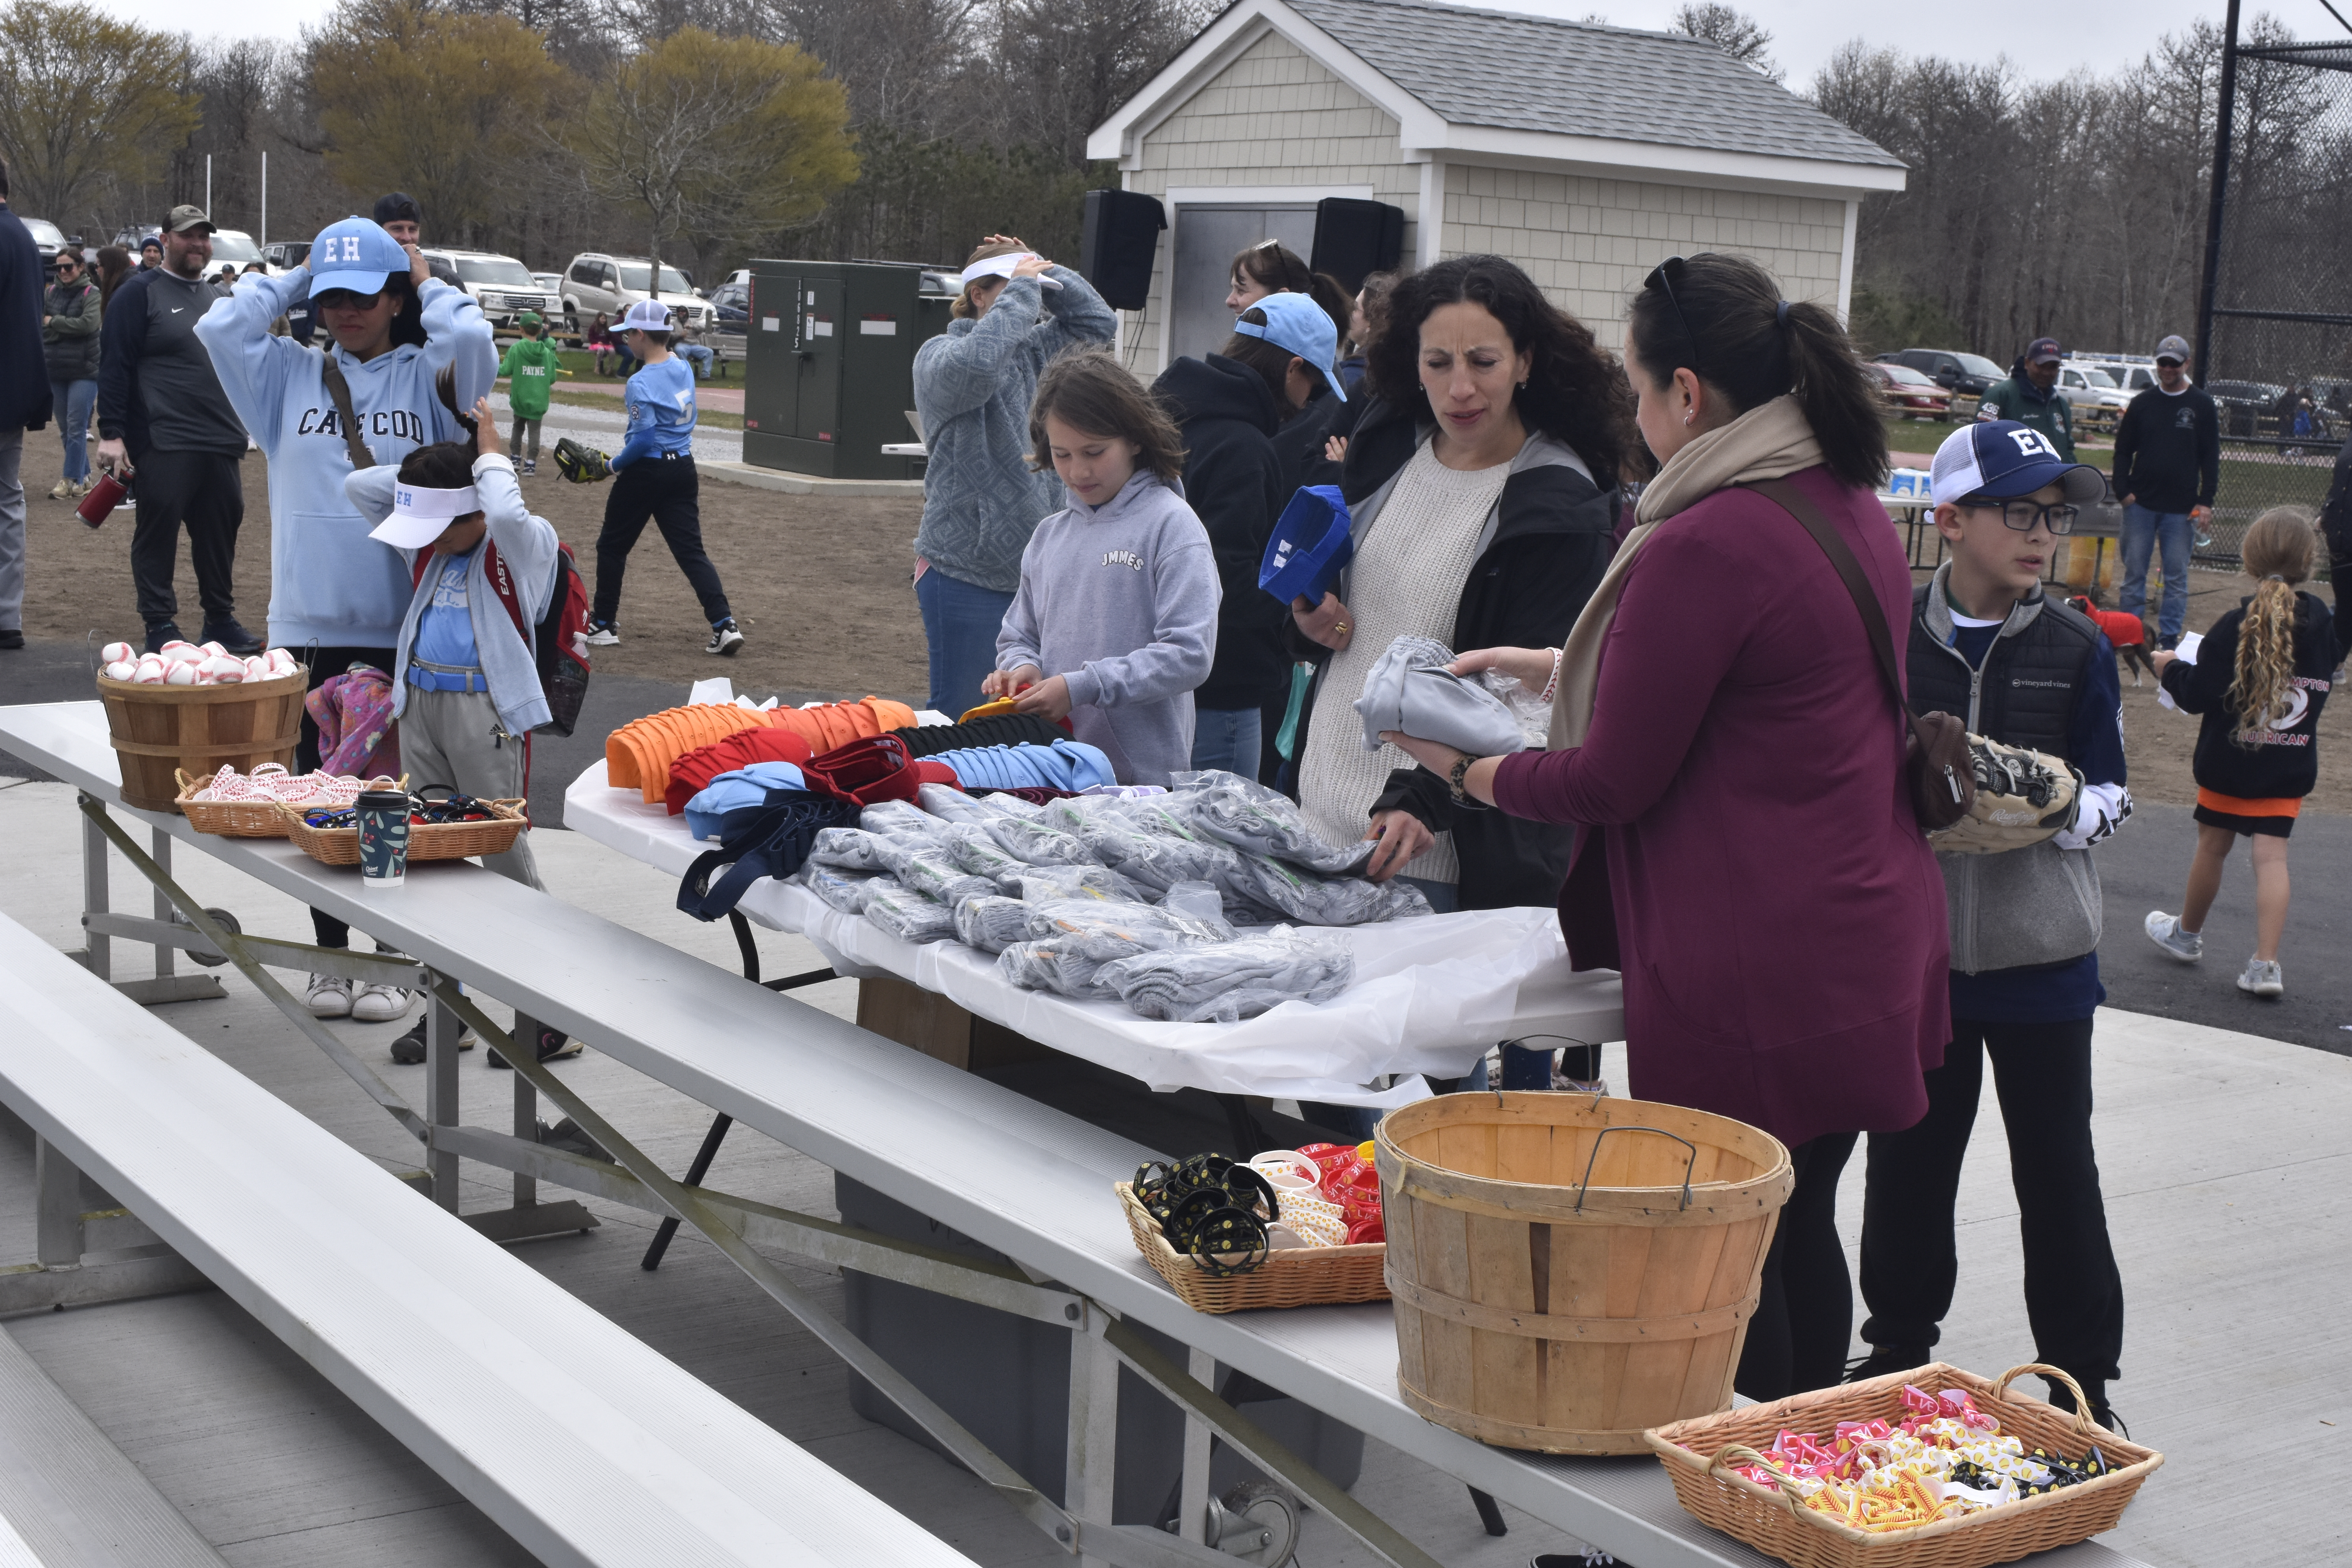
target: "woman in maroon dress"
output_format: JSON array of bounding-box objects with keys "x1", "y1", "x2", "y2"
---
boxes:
[{"x1": 1382, "y1": 253, "x2": 1949, "y2": 1401}]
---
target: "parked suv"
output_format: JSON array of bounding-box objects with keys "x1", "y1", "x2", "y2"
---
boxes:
[
  {"x1": 1876, "y1": 348, "x2": 2006, "y2": 400},
  {"x1": 560, "y1": 252, "x2": 711, "y2": 335},
  {"x1": 2052, "y1": 363, "x2": 2132, "y2": 432},
  {"x1": 2067, "y1": 353, "x2": 2160, "y2": 396},
  {"x1": 420, "y1": 247, "x2": 562, "y2": 327},
  {"x1": 263, "y1": 240, "x2": 310, "y2": 272}
]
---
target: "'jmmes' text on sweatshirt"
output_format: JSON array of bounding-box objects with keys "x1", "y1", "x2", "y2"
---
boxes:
[
  {"x1": 996, "y1": 470, "x2": 1220, "y2": 786},
  {"x1": 196, "y1": 265, "x2": 497, "y2": 649}
]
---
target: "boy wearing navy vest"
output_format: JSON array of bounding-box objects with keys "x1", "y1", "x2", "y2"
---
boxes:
[{"x1": 1855, "y1": 421, "x2": 2132, "y2": 1432}]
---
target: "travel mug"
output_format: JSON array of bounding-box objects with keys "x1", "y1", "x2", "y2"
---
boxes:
[
  {"x1": 77, "y1": 471, "x2": 127, "y2": 528},
  {"x1": 356, "y1": 789, "x2": 412, "y2": 890}
]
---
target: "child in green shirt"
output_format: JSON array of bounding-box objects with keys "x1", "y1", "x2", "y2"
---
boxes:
[{"x1": 495, "y1": 310, "x2": 565, "y2": 474}]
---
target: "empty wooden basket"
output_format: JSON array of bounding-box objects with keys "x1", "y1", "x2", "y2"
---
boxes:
[
  {"x1": 1376, "y1": 1091, "x2": 1793, "y2": 1455},
  {"x1": 97, "y1": 670, "x2": 306, "y2": 813}
]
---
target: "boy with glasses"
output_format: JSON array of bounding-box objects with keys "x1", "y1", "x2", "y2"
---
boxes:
[
  {"x1": 2110, "y1": 334, "x2": 2220, "y2": 646},
  {"x1": 1850, "y1": 420, "x2": 2132, "y2": 1432}
]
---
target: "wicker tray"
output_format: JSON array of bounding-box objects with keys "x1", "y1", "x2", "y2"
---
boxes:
[
  {"x1": 174, "y1": 768, "x2": 405, "y2": 839},
  {"x1": 1644, "y1": 1362, "x2": 2163, "y2": 1568},
  {"x1": 275, "y1": 798, "x2": 529, "y2": 866},
  {"x1": 1115, "y1": 1181, "x2": 1388, "y2": 1314}
]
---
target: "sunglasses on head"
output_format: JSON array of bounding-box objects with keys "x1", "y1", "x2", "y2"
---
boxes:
[{"x1": 1644, "y1": 255, "x2": 1705, "y2": 375}]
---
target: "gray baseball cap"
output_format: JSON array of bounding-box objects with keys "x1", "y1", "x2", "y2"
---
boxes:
[
  {"x1": 165, "y1": 205, "x2": 213, "y2": 234},
  {"x1": 2153, "y1": 334, "x2": 2190, "y2": 362}
]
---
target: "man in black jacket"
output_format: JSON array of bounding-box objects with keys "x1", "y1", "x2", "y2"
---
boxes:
[
  {"x1": 94, "y1": 205, "x2": 260, "y2": 655},
  {"x1": 2315, "y1": 427, "x2": 2352, "y2": 655},
  {"x1": 2108, "y1": 334, "x2": 2220, "y2": 650},
  {"x1": 0, "y1": 158, "x2": 52, "y2": 651}
]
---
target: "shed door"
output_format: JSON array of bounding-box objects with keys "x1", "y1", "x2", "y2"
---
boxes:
[
  {"x1": 798, "y1": 281, "x2": 842, "y2": 445},
  {"x1": 1171, "y1": 205, "x2": 1318, "y2": 366}
]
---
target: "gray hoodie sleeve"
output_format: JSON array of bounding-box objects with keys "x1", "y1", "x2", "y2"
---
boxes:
[
  {"x1": 1062, "y1": 506, "x2": 1220, "y2": 712},
  {"x1": 914, "y1": 276, "x2": 1052, "y2": 421}
]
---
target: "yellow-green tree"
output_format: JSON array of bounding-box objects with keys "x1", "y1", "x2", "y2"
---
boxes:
[
  {"x1": 0, "y1": 1, "x2": 200, "y2": 228},
  {"x1": 308, "y1": 0, "x2": 565, "y2": 237},
  {"x1": 567, "y1": 29, "x2": 857, "y2": 279}
]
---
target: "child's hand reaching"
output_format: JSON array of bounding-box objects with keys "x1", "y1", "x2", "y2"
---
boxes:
[
  {"x1": 980, "y1": 664, "x2": 1041, "y2": 701},
  {"x1": 474, "y1": 397, "x2": 503, "y2": 456},
  {"x1": 1011, "y1": 674, "x2": 1072, "y2": 721}
]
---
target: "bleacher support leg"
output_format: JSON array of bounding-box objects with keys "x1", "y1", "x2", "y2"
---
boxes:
[
  {"x1": 512, "y1": 1013, "x2": 540, "y2": 1209},
  {"x1": 35, "y1": 1138, "x2": 85, "y2": 1269},
  {"x1": 426, "y1": 975, "x2": 461, "y2": 1212},
  {"x1": 1067, "y1": 1317, "x2": 1120, "y2": 1568},
  {"x1": 78, "y1": 798, "x2": 109, "y2": 981}
]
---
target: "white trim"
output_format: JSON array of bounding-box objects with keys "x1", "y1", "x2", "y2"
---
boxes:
[
  {"x1": 1164, "y1": 185, "x2": 1375, "y2": 206},
  {"x1": 1416, "y1": 160, "x2": 1445, "y2": 268},
  {"x1": 1419, "y1": 124, "x2": 1906, "y2": 196},
  {"x1": 1837, "y1": 199, "x2": 1860, "y2": 324}
]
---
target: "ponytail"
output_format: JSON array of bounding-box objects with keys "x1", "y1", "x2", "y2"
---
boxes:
[
  {"x1": 1627, "y1": 252, "x2": 1887, "y2": 492},
  {"x1": 2228, "y1": 506, "x2": 2319, "y2": 744},
  {"x1": 396, "y1": 365, "x2": 481, "y2": 490}
]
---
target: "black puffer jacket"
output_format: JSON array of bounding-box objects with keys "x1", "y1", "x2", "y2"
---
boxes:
[
  {"x1": 2160, "y1": 590, "x2": 2336, "y2": 801},
  {"x1": 1153, "y1": 354, "x2": 1290, "y2": 710},
  {"x1": 1281, "y1": 396, "x2": 1620, "y2": 910},
  {"x1": 0, "y1": 207, "x2": 51, "y2": 432}
]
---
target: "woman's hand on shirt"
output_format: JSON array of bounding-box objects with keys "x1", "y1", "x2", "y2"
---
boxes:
[
  {"x1": 1292, "y1": 592, "x2": 1354, "y2": 650},
  {"x1": 1362, "y1": 809, "x2": 1432, "y2": 881},
  {"x1": 1448, "y1": 645, "x2": 1555, "y2": 689}
]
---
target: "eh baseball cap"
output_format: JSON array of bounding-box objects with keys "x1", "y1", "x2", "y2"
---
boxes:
[
  {"x1": 1234, "y1": 292, "x2": 1346, "y2": 401},
  {"x1": 621, "y1": 298, "x2": 675, "y2": 332},
  {"x1": 1930, "y1": 420, "x2": 2106, "y2": 507},
  {"x1": 165, "y1": 205, "x2": 213, "y2": 234},
  {"x1": 309, "y1": 217, "x2": 408, "y2": 297},
  {"x1": 2025, "y1": 337, "x2": 2062, "y2": 365}
]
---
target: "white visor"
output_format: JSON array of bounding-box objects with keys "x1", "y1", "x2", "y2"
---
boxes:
[
  {"x1": 958, "y1": 252, "x2": 1062, "y2": 291},
  {"x1": 368, "y1": 483, "x2": 479, "y2": 548}
]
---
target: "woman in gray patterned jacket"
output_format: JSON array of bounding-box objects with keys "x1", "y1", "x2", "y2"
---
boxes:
[{"x1": 910, "y1": 236, "x2": 1114, "y2": 715}]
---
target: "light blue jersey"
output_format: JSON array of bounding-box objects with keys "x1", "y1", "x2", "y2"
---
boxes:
[{"x1": 615, "y1": 355, "x2": 696, "y2": 466}]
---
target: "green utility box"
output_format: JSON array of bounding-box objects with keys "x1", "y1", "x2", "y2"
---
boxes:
[{"x1": 743, "y1": 259, "x2": 951, "y2": 480}]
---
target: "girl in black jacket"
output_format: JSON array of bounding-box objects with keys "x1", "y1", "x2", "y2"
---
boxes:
[{"x1": 2147, "y1": 506, "x2": 2338, "y2": 997}]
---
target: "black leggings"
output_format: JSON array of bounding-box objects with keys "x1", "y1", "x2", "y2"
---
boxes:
[
  {"x1": 295, "y1": 644, "x2": 398, "y2": 949},
  {"x1": 1735, "y1": 1130, "x2": 1860, "y2": 1403}
]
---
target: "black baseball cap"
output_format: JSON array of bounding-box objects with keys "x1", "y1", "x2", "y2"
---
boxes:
[{"x1": 372, "y1": 192, "x2": 423, "y2": 228}]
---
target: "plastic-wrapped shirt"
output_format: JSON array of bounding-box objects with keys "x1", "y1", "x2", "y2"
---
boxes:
[{"x1": 1353, "y1": 634, "x2": 1530, "y2": 758}]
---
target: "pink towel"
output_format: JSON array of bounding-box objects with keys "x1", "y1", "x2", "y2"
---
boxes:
[{"x1": 305, "y1": 665, "x2": 401, "y2": 779}]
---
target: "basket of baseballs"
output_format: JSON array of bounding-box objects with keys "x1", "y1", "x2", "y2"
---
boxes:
[{"x1": 95, "y1": 639, "x2": 309, "y2": 813}]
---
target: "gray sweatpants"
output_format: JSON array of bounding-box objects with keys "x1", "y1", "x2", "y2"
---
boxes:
[
  {"x1": 510, "y1": 416, "x2": 541, "y2": 461},
  {"x1": 0, "y1": 429, "x2": 23, "y2": 632},
  {"x1": 399, "y1": 684, "x2": 541, "y2": 891}
]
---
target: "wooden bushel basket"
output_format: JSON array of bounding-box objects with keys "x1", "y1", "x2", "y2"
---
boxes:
[
  {"x1": 1376, "y1": 1091, "x2": 1793, "y2": 1455},
  {"x1": 96, "y1": 670, "x2": 307, "y2": 813}
]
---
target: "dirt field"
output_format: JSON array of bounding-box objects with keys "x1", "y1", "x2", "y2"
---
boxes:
[{"x1": 14, "y1": 434, "x2": 2345, "y2": 814}]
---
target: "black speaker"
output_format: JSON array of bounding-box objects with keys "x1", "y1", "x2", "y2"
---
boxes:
[
  {"x1": 1080, "y1": 189, "x2": 1167, "y2": 312},
  {"x1": 1310, "y1": 198, "x2": 1405, "y2": 292}
]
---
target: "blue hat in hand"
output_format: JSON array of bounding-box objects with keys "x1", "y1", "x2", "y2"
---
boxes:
[
  {"x1": 309, "y1": 216, "x2": 407, "y2": 297},
  {"x1": 1234, "y1": 292, "x2": 1346, "y2": 401}
]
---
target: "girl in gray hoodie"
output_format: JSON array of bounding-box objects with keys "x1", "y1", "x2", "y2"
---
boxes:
[{"x1": 985, "y1": 349, "x2": 1220, "y2": 786}]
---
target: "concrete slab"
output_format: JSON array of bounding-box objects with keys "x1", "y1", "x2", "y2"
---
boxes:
[{"x1": 699, "y1": 460, "x2": 925, "y2": 498}]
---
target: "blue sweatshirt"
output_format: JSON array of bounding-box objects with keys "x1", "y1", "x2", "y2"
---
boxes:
[
  {"x1": 996, "y1": 470, "x2": 1220, "y2": 787},
  {"x1": 196, "y1": 266, "x2": 497, "y2": 648}
]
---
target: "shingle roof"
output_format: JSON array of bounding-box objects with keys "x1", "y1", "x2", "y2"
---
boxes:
[{"x1": 1281, "y1": 0, "x2": 1904, "y2": 169}]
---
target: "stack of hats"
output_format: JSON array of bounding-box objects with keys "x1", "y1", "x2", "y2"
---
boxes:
[
  {"x1": 608, "y1": 704, "x2": 772, "y2": 803},
  {"x1": 891, "y1": 712, "x2": 1066, "y2": 758},
  {"x1": 768, "y1": 696, "x2": 918, "y2": 753},
  {"x1": 665, "y1": 727, "x2": 815, "y2": 816},
  {"x1": 929, "y1": 738, "x2": 1118, "y2": 792}
]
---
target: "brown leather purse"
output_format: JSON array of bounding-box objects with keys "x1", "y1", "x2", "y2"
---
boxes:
[{"x1": 1746, "y1": 478, "x2": 1974, "y2": 831}]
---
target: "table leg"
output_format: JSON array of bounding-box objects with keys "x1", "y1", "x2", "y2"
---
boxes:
[
  {"x1": 512, "y1": 1013, "x2": 540, "y2": 1209},
  {"x1": 426, "y1": 974, "x2": 461, "y2": 1212},
  {"x1": 1178, "y1": 1346, "x2": 1214, "y2": 1544},
  {"x1": 1067, "y1": 1321, "x2": 1120, "y2": 1568},
  {"x1": 80, "y1": 797, "x2": 109, "y2": 982}
]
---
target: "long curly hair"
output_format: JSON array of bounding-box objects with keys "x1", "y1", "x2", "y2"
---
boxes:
[
  {"x1": 2228, "y1": 506, "x2": 2319, "y2": 745},
  {"x1": 1364, "y1": 254, "x2": 1639, "y2": 484}
]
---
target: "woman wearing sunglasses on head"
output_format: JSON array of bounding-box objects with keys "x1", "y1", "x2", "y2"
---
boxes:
[
  {"x1": 197, "y1": 214, "x2": 496, "y2": 1024},
  {"x1": 1378, "y1": 252, "x2": 1949, "y2": 1405}
]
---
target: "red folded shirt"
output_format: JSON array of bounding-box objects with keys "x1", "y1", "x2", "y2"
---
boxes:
[{"x1": 664, "y1": 727, "x2": 816, "y2": 816}]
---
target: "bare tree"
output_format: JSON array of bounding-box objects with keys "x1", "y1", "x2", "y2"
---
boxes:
[
  {"x1": 1670, "y1": 3, "x2": 1780, "y2": 85},
  {"x1": 0, "y1": 0, "x2": 200, "y2": 233}
]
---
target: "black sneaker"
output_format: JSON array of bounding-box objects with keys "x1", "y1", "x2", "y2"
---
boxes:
[
  {"x1": 388, "y1": 1016, "x2": 477, "y2": 1063},
  {"x1": 521, "y1": 458, "x2": 537, "y2": 475},
  {"x1": 201, "y1": 619, "x2": 266, "y2": 656},
  {"x1": 706, "y1": 620, "x2": 744, "y2": 657},
  {"x1": 143, "y1": 621, "x2": 181, "y2": 654},
  {"x1": 1532, "y1": 1553, "x2": 1618, "y2": 1567},
  {"x1": 488, "y1": 1025, "x2": 582, "y2": 1069},
  {"x1": 0, "y1": 630, "x2": 21, "y2": 651},
  {"x1": 1844, "y1": 1344, "x2": 1933, "y2": 1383}
]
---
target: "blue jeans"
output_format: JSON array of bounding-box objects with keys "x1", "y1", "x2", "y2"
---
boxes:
[
  {"x1": 679, "y1": 343, "x2": 713, "y2": 378},
  {"x1": 915, "y1": 566, "x2": 1016, "y2": 717},
  {"x1": 2119, "y1": 503, "x2": 2193, "y2": 642},
  {"x1": 1190, "y1": 707, "x2": 1262, "y2": 775},
  {"x1": 51, "y1": 379, "x2": 95, "y2": 484}
]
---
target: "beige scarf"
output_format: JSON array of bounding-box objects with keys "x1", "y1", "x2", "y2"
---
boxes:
[{"x1": 1545, "y1": 395, "x2": 1826, "y2": 750}]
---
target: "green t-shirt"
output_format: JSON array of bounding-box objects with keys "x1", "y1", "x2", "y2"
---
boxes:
[{"x1": 498, "y1": 335, "x2": 564, "y2": 419}]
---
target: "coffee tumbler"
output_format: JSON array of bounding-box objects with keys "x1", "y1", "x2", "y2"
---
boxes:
[
  {"x1": 77, "y1": 471, "x2": 127, "y2": 528},
  {"x1": 356, "y1": 789, "x2": 412, "y2": 890}
]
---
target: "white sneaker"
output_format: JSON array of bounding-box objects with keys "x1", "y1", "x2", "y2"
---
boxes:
[
  {"x1": 351, "y1": 981, "x2": 414, "y2": 1022},
  {"x1": 2237, "y1": 957, "x2": 2284, "y2": 998},
  {"x1": 306, "y1": 973, "x2": 352, "y2": 1018},
  {"x1": 585, "y1": 622, "x2": 621, "y2": 646},
  {"x1": 706, "y1": 622, "x2": 744, "y2": 657},
  {"x1": 2143, "y1": 911, "x2": 2203, "y2": 963}
]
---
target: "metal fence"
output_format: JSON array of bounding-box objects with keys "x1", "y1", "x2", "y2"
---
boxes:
[{"x1": 2198, "y1": 434, "x2": 2341, "y2": 570}]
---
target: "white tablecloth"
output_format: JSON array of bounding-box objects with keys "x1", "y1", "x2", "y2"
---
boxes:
[{"x1": 564, "y1": 762, "x2": 1617, "y2": 1108}]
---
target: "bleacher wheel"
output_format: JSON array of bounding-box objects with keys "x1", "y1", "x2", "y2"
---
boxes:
[
  {"x1": 1205, "y1": 1480, "x2": 1299, "y2": 1566},
  {"x1": 168, "y1": 907, "x2": 242, "y2": 967}
]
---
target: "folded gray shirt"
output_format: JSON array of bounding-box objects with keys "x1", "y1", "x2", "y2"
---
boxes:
[{"x1": 1352, "y1": 634, "x2": 1528, "y2": 758}]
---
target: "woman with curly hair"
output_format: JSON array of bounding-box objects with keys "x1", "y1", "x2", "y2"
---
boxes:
[{"x1": 2147, "y1": 505, "x2": 2341, "y2": 997}]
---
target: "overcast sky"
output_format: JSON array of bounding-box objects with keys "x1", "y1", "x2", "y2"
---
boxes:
[{"x1": 82, "y1": 0, "x2": 2345, "y2": 86}]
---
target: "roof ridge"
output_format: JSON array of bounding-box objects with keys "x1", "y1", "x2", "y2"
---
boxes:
[{"x1": 1298, "y1": 0, "x2": 1706, "y2": 45}]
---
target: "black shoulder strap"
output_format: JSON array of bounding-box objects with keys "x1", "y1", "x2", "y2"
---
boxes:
[
  {"x1": 317, "y1": 350, "x2": 375, "y2": 472},
  {"x1": 1745, "y1": 477, "x2": 1930, "y2": 746}
]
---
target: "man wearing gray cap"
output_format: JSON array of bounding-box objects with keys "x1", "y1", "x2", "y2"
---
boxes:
[{"x1": 2109, "y1": 334, "x2": 2219, "y2": 650}]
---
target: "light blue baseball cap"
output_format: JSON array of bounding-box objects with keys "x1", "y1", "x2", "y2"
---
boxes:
[
  {"x1": 309, "y1": 216, "x2": 407, "y2": 297},
  {"x1": 1234, "y1": 292, "x2": 1345, "y2": 401}
]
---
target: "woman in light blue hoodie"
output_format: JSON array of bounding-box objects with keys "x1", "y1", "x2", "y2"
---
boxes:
[{"x1": 196, "y1": 214, "x2": 496, "y2": 1020}]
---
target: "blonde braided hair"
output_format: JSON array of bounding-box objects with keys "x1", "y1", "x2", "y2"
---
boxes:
[{"x1": 2227, "y1": 506, "x2": 2318, "y2": 746}]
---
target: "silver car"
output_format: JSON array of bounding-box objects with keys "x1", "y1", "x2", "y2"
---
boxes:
[
  {"x1": 421, "y1": 248, "x2": 563, "y2": 327},
  {"x1": 559, "y1": 252, "x2": 711, "y2": 334}
]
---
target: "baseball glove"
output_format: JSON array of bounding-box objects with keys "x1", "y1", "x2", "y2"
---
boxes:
[
  {"x1": 554, "y1": 437, "x2": 611, "y2": 484},
  {"x1": 1926, "y1": 735, "x2": 2082, "y2": 856}
]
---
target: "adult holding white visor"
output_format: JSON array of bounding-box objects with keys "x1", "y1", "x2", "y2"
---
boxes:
[{"x1": 911, "y1": 234, "x2": 1116, "y2": 715}]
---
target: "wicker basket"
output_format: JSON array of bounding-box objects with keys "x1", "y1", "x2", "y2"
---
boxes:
[
  {"x1": 1115, "y1": 1181, "x2": 1388, "y2": 1314},
  {"x1": 1644, "y1": 1362, "x2": 2163, "y2": 1568},
  {"x1": 173, "y1": 768, "x2": 406, "y2": 839},
  {"x1": 276, "y1": 798, "x2": 529, "y2": 867},
  {"x1": 96, "y1": 669, "x2": 306, "y2": 812}
]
